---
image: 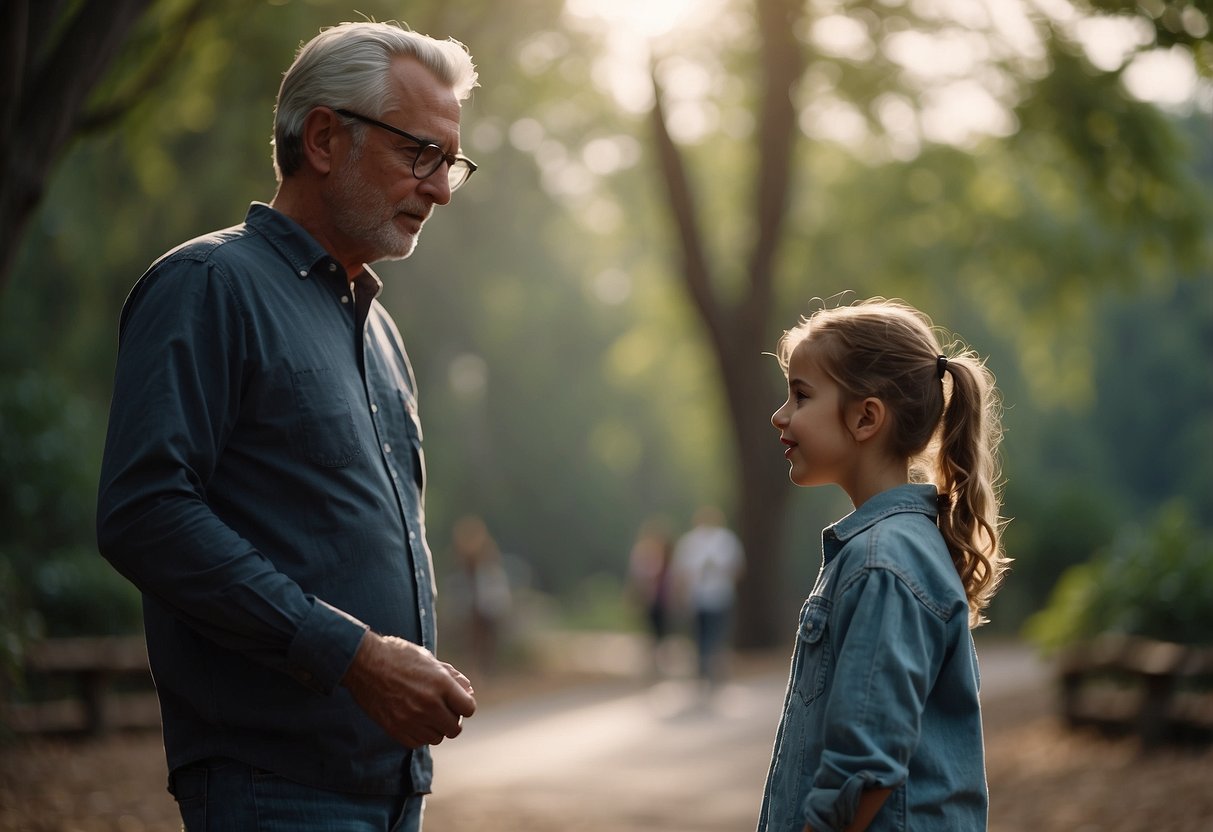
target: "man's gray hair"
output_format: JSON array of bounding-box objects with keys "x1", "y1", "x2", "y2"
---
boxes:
[{"x1": 273, "y1": 21, "x2": 478, "y2": 181}]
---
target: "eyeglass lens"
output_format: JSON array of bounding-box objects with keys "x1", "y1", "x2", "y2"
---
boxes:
[{"x1": 417, "y1": 149, "x2": 474, "y2": 191}]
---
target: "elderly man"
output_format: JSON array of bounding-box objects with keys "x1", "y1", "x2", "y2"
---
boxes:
[{"x1": 97, "y1": 21, "x2": 479, "y2": 831}]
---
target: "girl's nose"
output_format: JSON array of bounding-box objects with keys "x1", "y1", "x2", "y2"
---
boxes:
[{"x1": 771, "y1": 401, "x2": 789, "y2": 429}]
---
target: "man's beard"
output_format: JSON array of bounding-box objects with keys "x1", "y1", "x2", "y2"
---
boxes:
[{"x1": 330, "y1": 163, "x2": 423, "y2": 263}]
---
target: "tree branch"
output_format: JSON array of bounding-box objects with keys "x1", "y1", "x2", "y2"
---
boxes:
[
  {"x1": 1, "y1": 0, "x2": 155, "y2": 291},
  {"x1": 24, "y1": 0, "x2": 155, "y2": 151},
  {"x1": 743, "y1": 0, "x2": 805, "y2": 338},
  {"x1": 0, "y1": 1, "x2": 29, "y2": 136},
  {"x1": 648, "y1": 63, "x2": 730, "y2": 354},
  {"x1": 78, "y1": 0, "x2": 211, "y2": 133}
]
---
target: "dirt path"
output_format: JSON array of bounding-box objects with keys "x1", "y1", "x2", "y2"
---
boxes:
[
  {"x1": 2, "y1": 640, "x2": 1211, "y2": 831},
  {"x1": 423, "y1": 640, "x2": 1047, "y2": 831}
]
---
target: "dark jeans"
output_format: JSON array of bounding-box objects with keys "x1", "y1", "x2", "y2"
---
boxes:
[
  {"x1": 169, "y1": 758, "x2": 423, "y2": 831},
  {"x1": 695, "y1": 607, "x2": 731, "y2": 683}
]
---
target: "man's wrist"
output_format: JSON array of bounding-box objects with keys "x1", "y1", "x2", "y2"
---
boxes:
[{"x1": 288, "y1": 598, "x2": 369, "y2": 693}]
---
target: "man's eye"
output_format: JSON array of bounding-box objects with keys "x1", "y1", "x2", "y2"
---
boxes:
[{"x1": 415, "y1": 146, "x2": 443, "y2": 167}]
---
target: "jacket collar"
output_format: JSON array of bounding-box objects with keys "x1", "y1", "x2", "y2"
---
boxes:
[{"x1": 823, "y1": 483, "x2": 939, "y2": 562}]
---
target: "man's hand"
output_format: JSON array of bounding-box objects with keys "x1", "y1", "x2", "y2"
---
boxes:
[{"x1": 342, "y1": 631, "x2": 477, "y2": 748}]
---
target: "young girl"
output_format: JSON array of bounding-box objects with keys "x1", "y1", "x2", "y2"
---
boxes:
[{"x1": 758, "y1": 298, "x2": 1007, "y2": 832}]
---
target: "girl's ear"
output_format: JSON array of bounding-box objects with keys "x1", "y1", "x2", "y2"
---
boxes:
[{"x1": 848, "y1": 396, "x2": 886, "y2": 443}]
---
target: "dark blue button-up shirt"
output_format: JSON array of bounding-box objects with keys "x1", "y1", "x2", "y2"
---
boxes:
[
  {"x1": 97, "y1": 203, "x2": 437, "y2": 795},
  {"x1": 758, "y1": 484, "x2": 987, "y2": 831}
]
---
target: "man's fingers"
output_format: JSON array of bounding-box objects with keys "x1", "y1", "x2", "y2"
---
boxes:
[
  {"x1": 446, "y1": 687, "x2": 476, "y2": 719},
  {"x1": 441, "y1": 665, "x2": 477, "y2": 718},
  {"x1": 443, "y1": 662, "x2": 475, "y2": 694}
]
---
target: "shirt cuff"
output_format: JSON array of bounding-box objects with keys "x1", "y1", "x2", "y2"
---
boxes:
[{"x1": 286, "y1": 596, "x2": 369, "y2": 694}]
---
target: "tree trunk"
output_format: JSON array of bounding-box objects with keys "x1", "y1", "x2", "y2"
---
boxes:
[
  {"x1": 648, "y1": 0, "x2": 804, "y2": 648},
  {"x1": 0, "y1": 0, "x2": 157, "y2": 292},
  {"x1": 724, "y1": 346, "x2": 794, "y2": 648}
]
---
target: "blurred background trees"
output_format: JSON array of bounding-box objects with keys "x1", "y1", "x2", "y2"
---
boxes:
[{"x1": 1, "y1": 0, "x2": 1210, "y2": 661}]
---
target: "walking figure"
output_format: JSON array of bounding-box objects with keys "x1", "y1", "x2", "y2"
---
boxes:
[{"x1": 672, "y1": 506, "x2": 744, "y2": 687}]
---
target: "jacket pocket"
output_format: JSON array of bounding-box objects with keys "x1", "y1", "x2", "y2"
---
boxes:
[
  {"x1": 793, "y1": 595, "x2": 832, "y2": 706},
  {"x1": 291, "y1": 368, "x2": 361, "y2": 468}
]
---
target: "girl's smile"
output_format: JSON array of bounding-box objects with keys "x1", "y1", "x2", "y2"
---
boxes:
[{"x1": 780, "y1": 437, "x2": 796, "y2": 460}]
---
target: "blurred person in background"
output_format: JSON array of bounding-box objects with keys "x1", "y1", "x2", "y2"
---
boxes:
[
  {"x1": 96, "y1": 21, "x2": 481, "y2": 832},
  {"x1": 626, "y1": 516, "x2": 676, "y2": 677},
  {"x1": 450, "y1": 514, "x2": 512, "y2": 678},
  {"x1": 672, "y1": 506, "x2": 745, "y2": 687}
]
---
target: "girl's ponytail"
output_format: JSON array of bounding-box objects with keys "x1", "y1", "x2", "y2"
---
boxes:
[{"x1": 934, "y1": 352, "x2": 1007, "y2": 626}]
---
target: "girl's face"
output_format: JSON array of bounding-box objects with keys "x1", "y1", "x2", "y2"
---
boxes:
[{"x1": 771, "y1": 341, "x2": 856, "y2": 489}]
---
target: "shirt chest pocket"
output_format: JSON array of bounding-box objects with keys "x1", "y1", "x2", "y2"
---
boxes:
[
  {"x1": 291, "y1": 368, "x2": 362, "y2": 468},
  {"x1": 793, "y1": 595, "x2": 832, "y2": 706}
]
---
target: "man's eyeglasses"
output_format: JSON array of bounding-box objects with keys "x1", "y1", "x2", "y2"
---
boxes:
[{"x1": 334, "y1": 108, "x2": 477, "y2": 192}]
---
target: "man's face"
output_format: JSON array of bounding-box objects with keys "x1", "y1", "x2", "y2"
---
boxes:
[{"x1": 327, "y1": 56, "x2": 464, "y2": 265}]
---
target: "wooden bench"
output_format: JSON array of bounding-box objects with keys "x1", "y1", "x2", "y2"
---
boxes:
[
  {"x1": 3, "y1": 636, "x2": 158, "y2": 735},
  {"x1": 1058, "y1": 633, "x2": 1213, "y2": 748}
]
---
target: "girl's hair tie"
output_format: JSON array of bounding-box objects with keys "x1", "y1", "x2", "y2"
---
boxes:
[{"x1": 936, "y1": 355, "x2": 948, "y2": 380}]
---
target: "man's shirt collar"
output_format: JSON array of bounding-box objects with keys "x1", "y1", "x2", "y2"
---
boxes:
[{"x1": 244, "y1": 202, "x2": 383, "y2": 300}]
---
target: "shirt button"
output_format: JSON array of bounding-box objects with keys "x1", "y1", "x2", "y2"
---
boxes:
[
  {"x1": 328, "y1": 262, "x2": 338, "y2": 272},
  {"x1": 371, "y1": 403, "x2": 378, "y2": 413},
  {"x1": 383, "y1": 442, "x2": 392, "y2": 453},
  {"x1": 409, "y1": 531, "x2": 416, "y2": 541},
  {"x1": 298, "y1": 269, "x2": 307, "y2": 277},
  {"x1": 341, "y1": 296, "x2": 349, "y2": 304},
  {"x1": 390, "y1": 469, "x2": 398, "y2": 479}
]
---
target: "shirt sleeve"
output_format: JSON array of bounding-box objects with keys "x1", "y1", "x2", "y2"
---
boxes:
[
  {"x1": 96, "y1": 255, "x2": 367, "y2": 694},
  {"x1": 802, "y1": 566, "x2": 945, "y2": 831}
]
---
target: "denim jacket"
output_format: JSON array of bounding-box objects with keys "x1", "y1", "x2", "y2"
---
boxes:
[{"x1": 757, "y1": 484, "x2": 987, "y2": 831}]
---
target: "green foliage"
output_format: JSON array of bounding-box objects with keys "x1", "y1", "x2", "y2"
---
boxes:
[
  {"x1": 1026, "y1": 505, "x2": 1213, "y2": 651},
  {"x1": 0, "y1": 368, "x2": 142, "y2": 657},
  {"x1": 27, "y1": 548, "x2": 143, "y2": 638},
  {"x1": 2, "y1": 0, "x2": 1211, "y2": 644},
  {"x1": 1080, "y1": 0, "x2": 1213, "y2": 72},
  {"x1": 557, "y1": 572, "x2": 640, "y2": 632},
  {"x1": 991, "y1": 485, "x2": 1121, "y2": 629},
  {"x1": 0, "y1": 371, "x2": 96, "y2": 547}
]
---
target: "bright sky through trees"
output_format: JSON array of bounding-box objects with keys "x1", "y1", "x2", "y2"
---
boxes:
[{"x1": 563, "y1": 0, "x2": 1208, "y2": 154}]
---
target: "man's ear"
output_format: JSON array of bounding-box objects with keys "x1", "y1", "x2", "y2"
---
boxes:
[
  {"x1": 300, "y1": 107, "x2": 340, "y2": 175},
  {"x1": 847, "y1": 397, "x2": 886, "y2": 443}
]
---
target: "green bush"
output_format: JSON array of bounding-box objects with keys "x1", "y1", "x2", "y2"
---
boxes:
[
  {"x1": 559, "y1": 572, "x2": 641, "y2": 632},
  {"x1": 1025, "y1": 504, "x2": 1213, "y2": 652},
  {"x1": 1, "y1": 369, "x2": 141, "y2": 653},
  {"x1": 29, "y1": 546, "x2": 143, "y2": 637}
]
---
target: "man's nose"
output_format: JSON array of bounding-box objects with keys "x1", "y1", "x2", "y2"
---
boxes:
[{"x1": 419, "y1": 167, "x2": 453, "y2": 206}]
